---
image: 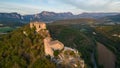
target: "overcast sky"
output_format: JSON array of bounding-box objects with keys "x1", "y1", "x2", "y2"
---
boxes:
[{"x1": 0, "y1": 0, "x2": 120, "y2": 15}]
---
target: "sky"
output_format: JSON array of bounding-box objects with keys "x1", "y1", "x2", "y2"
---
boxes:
[{"x1": 0, "y1": 0, "x2": 120, "y2": 15}]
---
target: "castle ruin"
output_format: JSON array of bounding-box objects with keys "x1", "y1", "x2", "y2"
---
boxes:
[
  {"x1": 30, "y1": 22, "x2": 46, "y2": 32},
  {"x1": 30, "y1": 22, "x2": 64, "y2": 57},
  {"x1": 44, "y1": 37, "x2": 64, "y2": 57},
  {"x1": 30, "y1": 22, "x2": 85, "y2": 68}
]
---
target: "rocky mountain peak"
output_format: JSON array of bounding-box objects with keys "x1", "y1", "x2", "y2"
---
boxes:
[{"x1": 40, "y1": 11, "x2": 55, "y2": 16}]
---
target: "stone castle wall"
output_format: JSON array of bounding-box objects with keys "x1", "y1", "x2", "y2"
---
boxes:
[
  {"x1": 44, "y1": 37, "x2": 64, "y2": 57},
  {"x1": 30, "y1": 22, "x2": 64, "y2": 57},
  {"x1": 30, "y1": 22, "x2": 46, "y2": 32}
]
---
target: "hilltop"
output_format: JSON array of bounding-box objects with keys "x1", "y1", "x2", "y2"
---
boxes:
[{"x1": 0, "y1": 22, "x2": 85, "y2": 68}]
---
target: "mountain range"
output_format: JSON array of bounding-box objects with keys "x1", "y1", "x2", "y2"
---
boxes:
[
  {"x1": 0, "y1": 11, "x2": 120, "y2": 26},
  {"x1": 101, "y1": 14, "x2": 120, "y2": 22}
]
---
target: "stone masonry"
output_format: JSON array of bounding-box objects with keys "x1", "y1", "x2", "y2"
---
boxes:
[
  {"x1": 30, "y1": 22, "x2": 64, "y2": 57},
  {"x1": 30, "y1": 21, "x2": 46, "y2": 32}
]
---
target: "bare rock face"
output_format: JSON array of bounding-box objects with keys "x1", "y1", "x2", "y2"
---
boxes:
[{"x1": 57, "y1": 47, "x2": 85, "y2": 68}]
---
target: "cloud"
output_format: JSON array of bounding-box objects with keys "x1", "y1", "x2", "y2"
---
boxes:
[
  {"x1": 59, "y1": 0, "x2": 120, "y2": 12},
  {"x1": 0, "y1": 2, "x2": 42, "y2": 15},
  {"x1": 0, "y1": 0, "x2": 120, "y2": 14}
]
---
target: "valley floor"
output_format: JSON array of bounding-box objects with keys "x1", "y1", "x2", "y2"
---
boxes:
[{"x1": 97, "y1": 42, "x2": 116, "y2": 68}]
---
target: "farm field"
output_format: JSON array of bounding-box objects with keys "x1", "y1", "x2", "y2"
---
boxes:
[{"x1": 97, "y1": 42, "x2": 116, "y2": 68}]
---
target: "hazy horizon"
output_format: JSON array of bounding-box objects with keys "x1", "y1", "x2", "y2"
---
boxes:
[{"x1": 0, "y1": 0, "x2": 120, "y2": 15}]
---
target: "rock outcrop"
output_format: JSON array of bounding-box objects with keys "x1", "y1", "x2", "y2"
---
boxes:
[
  {"x1": 30, "y1": 22, "x2": 64, "y2": 57},
  {"x1": 30, "y1": 21, "x2": 85, "y2": 68}
]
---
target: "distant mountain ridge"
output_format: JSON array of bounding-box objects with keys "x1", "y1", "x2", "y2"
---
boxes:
[
  {"x1": 101, "y1": 14, "x2": 120, "y2": 22},
  {"x1": 23, "y1": 11, "x2": 120, "y2": 22},
  {"x1": 0, "y1": 12, "x2": 24, "y2": 26},
  {"x1": 23, "y1": 11, "x2": 74, "y2": 22},
  {"x1": 77, "y1": 12, "x2": 119, "y2": 18},
  {"x1": 0, "y1": 11, "x2": 120, "y2": 26}
]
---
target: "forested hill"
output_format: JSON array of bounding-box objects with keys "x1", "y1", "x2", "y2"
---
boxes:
[
  {"x1": 47, "y1": 24, "x2": 96, "y2": 68},
  {"x1": 0, "y1": 22, "x2": 86, "y2": 68},
  {"x1": 0, "y1": 24, "x2": 56, "y2": 68},
  {"x1": 50, "y1": 18, "x2": 98, "y2": 25}
]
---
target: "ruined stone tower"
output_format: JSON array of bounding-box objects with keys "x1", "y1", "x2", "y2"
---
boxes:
[{"x1": 30, "y1": 21, "x2": 46, "y2": 32}]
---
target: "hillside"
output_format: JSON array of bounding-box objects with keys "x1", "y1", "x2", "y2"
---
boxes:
[
  {"x1": 50, "y1": 18, "x2": 99, "y2": 25},
  {"x1": 47, "y1": 22, "x2": 120, "y2": 68},
  {"x1": 0, "y1": 22, "x2": 85, "y2": 68},
  {"x1": 0, "y1": 24, "x2": 56, "y2": 68},
  {"x1": 94, "y1": 25, "x2": 120, "y2": 67},
  {"x1": 47, "y1": 24, "x2": 96, "y2": 68}
]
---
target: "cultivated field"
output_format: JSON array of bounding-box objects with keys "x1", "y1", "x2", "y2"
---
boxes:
[{"x1": 97, "y1": 42, "x2": 116, "y2": 68}]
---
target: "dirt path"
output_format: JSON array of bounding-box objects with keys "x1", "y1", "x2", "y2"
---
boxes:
[{"x1": 97, "y1": 42, "x2": 116, "y2": 68}]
